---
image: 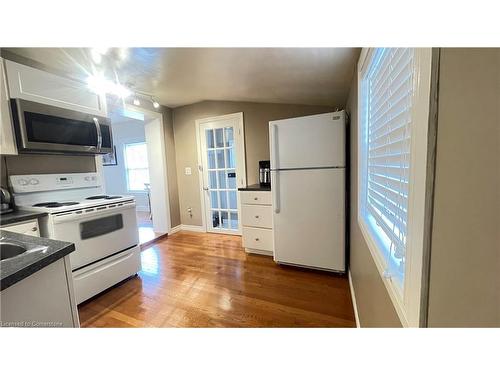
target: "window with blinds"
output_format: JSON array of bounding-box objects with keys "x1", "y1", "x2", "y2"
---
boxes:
[{"x1": 359, "y1": 48, "x2": 416, "y2": 289}]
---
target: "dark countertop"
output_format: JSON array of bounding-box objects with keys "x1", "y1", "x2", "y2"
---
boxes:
[
  {"x1": 0, "y1": 230, "x2": 75, "y2": 291},
  {"x1": 0, "y1": 210, "x2": 47, "y2": 226},
  {"x1": 238, "y1": 183, "x2": 271, "y2": 191}
]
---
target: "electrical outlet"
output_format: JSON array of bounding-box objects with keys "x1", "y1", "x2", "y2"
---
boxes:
[{"x1": 185, "y1": 167, "x2": 192, "y2": 175}]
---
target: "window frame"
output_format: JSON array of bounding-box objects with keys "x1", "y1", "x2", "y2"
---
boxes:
[
  {"x1": 123, "y1": 141, "x2": 150, "y2": 193},
  {"x1": 357, "y1": 48, "x2": 433, "y2": 327}
]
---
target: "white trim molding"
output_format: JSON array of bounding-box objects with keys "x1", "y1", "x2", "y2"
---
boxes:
[
  {"x1": 348, "y1": 270, "x2": 360, "y2": 328},
  {"x1": 169, "y1": 225, "x2": 182, "y2": 234},
  {"x1": 180, "y1": 224, "x2": 206, "y2": 233}
]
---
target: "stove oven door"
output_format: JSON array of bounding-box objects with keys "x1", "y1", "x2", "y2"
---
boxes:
[{"x1": 51, "y1": 201, "x2": 139, "y2": 270}]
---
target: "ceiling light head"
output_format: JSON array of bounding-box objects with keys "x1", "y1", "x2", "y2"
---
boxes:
[
  {"x1": 152, "y1": 97, "x2": 160, "y2": 109},
  {"x1": 87, "y1": 75, "x2": 131, "y2": 98},
  {"x1": 133, "y1": 97, "x2": 141, "y2": 106}
]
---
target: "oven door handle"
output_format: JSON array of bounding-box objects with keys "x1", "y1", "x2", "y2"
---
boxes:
[{"x1": 52, "y1": 201, "x2": 136, "y2": 224}]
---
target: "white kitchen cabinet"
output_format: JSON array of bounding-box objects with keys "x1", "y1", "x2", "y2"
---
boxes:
[
  {"x1": 0, "y1": 57, "x2": 17, "y2": 155},
  {"x1": 0, "y1": 256, "x2": 80, "y2": 328},
  {"x1": 240, "y1": 190, "x2": 274, "y2": 256},
  {"x1": 4, "y1": 60, "x2": 107, "y2": 117},
  {"x1": 2, "y1": 219, "x2": 40, "y2": 237}
]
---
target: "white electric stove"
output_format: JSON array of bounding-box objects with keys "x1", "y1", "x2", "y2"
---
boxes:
[{"x1": 10, "y1": 172, "x2": 141, "y2": 304}]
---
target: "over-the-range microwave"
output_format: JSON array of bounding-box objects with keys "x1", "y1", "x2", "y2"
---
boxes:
[{"x1": 10, "y1": 98, "x2": 113, "y2": 155}]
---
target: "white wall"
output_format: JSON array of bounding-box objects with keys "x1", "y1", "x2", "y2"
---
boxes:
[{"x1": 103, "y1": 116, "x2": 149, "y2": 211}]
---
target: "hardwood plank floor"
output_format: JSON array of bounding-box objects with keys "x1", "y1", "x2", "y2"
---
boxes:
[{"x1": 78, "y1": 231, "x2": 356, "y2": 327}]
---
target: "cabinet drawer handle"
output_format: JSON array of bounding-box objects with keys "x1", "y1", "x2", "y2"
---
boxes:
[
  {"x1": 31, "y1": 227, "x2": 37, "y2": 232},
  {"x1": 254, "y1": 197, "x2": 258, "y2": 200},
  {"x1": 255, "y1": 215, "x2": 259, "y2": 218},
  {"x1": 255, "y1": 238, "x2": 259, "y2": 241}
]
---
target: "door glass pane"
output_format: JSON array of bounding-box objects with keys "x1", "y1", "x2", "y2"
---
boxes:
[
  {"x1": 219, "y1": 191, "x2": 228, "y2": 209},
  {"x1": 215, "y1": 128, "x2": 224, "y2": 148},
  {"x1": 230, "y1": 212, "x2": 238, "y2": 229},
  {"x1": 227, "y1": 169, "x2": 236, "y2": 189},
  {"x1": 206, "y1": 129, "x2": 214, "y2": 148},
  {"x1": 218, "y1": 170, "x2": 226, "y2": 188},
  {"x1": 210, "y1": 191, "x2": 219, "y2": 209},
  {"x1": 216, "y1": 149, "x2": 225, "y2": 169},
  {"x1": 209, "y1": 171, "x2": 217, "y2": 189},
  {"x1": 224, "y1": 127, "x2": 234, "y2": 147},
  {"x1": 229, "y1": 191, "x2": 237, "y2": 209},
  {"x1": 211, "y1": 211, "x2": 220, "y2": 228},
  {"x1": 204, "y1": 124, "x2": 239, "y2": 232},
  {"x1": 208, "y1": 150, "x2": 216, "y2": 169},
  {"x1": 221, "y1": 211, "x2": 229, "y2": 229},
  {"x1": 226, "y1": 148, "x2": 235, "y2": 168}
]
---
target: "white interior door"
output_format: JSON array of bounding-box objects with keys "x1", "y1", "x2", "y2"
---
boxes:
[{"x1": 198, "y1": 113, "x2": 246, "y2": 234}]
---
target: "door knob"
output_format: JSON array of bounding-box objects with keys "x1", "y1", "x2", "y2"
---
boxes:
[{"x1": 203, "y1": 187, "x2": 209, "y2": 191}]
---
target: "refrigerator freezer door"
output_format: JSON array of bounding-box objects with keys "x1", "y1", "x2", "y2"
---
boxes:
[
  {"x1": 270, "y1": 111, "x2": 345, "y2": 170},
  {"x1": 272, "y1": 168, "x2": 345, "y2": 271}
]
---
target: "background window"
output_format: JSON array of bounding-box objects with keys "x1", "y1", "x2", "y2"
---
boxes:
[
  {"x1": 360, "y1": 48, "x2": 414, "y2": 288},
  {"x1": 358, "y1": 48, "x2": 432, "y2": 326},
  {"x1": 124, "y1": 142, "x2": 150, "y2": 191}
]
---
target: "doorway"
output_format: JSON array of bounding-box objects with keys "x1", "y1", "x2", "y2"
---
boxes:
[
  {"x1": 196, "y1": 113, "x2": 246, "y2": 234},
  {"x1": 97, "y1": 105, "x2": 171, "y2": 245}
]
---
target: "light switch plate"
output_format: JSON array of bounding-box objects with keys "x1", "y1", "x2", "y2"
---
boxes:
[{"x1": 185, "y1": 167, "x2": 192, "y2": 175}]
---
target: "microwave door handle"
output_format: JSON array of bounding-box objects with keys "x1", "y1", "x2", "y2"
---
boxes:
[{"x1": 93, "y1": 117, "x2": 102, "y2": 151}]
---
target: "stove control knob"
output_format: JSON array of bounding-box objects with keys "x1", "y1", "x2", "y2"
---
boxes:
[
  {"x1": 18, "y1": 179, "x2": 28, "y2": 186},
  {"x1": 29, "y1": 178, "x2": 39, "y2": 185}
]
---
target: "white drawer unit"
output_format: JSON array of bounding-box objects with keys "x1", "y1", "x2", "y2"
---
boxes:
[
  {"x1": 240, "y1": 190, "x2": 274, "y2": 256},
  {"x1": 242, "y1": 227, "x2": 274, "y2": 254},
  {"x1": 240, "y1": 190, "x2": 272, "y2": 206},
  {"x1": 241, "y1": 204, "x2": 273, "y2": 229},
  {"x1": 2, "y1": 219, "x2": 40, "y2": 237}
]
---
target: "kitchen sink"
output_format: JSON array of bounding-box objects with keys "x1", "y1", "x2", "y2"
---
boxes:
[{"x1": 0, "y1": 242, "x2": 28, "y2": 261}]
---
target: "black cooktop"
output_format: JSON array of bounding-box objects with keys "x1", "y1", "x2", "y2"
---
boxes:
[
  {"x1": 33, "y1": 201, "x2": 80, "y2": 208},
  {"x1": 86, "y1": 195, "x2": 122, "y2": 200}
]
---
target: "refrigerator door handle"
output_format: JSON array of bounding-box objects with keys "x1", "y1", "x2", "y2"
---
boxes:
[
  {"x1": 273, "y1": 170, "x2": 280, "y2": 213},
  {"x1": 271, "y1": 123, "x2": 279, "y2": 170}
]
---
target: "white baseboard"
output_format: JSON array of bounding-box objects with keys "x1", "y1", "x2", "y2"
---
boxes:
[
  {"x1": 245, "y1": 248, "x2": 273, "y2": 257},
  {"x1": 180, "y1": 224, "x2": 206, "y2": 233},
  {"x1": 348, "y1": 270, "x2": 361, "y2": 328},
  {"x1": 169, "y1": 225, "x2": 182, "y2": 234}
]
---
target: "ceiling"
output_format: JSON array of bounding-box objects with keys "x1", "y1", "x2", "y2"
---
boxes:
[{"x1": 3, "y1": 48, "x2": 360, "y2": 108}]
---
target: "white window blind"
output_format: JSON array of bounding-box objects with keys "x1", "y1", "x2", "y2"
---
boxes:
[
  {"x1": 358, "y1": 48, "x2": 432, "y2": 326},
  {"x1": 361, "y1": 48, "x2": 416, "y2": 286}
]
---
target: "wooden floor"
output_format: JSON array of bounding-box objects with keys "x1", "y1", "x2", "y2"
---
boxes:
[
  {"x1": 136, "y1": 211, "x2": 165, "y2": 245},
  {"x1": 78, "y1": 231, "x2": 356, "y2": 327}
]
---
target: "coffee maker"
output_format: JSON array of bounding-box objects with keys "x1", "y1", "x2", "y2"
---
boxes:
[{"x1": 259, "y1": 160, "x2": 271, "y2": 187}]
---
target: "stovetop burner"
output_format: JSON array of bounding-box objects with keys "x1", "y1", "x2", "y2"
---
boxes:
[
  {"x1": 86, "y1": 195, "x2": 123, "y2": 200},
  {"x1": 33, "y1": 201, "x2": 80, "y2": 208}
]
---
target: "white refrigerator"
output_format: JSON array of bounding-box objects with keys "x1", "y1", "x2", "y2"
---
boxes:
[{"x1": 269, "y1": 111, "x2": 346, "y2": 272}]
